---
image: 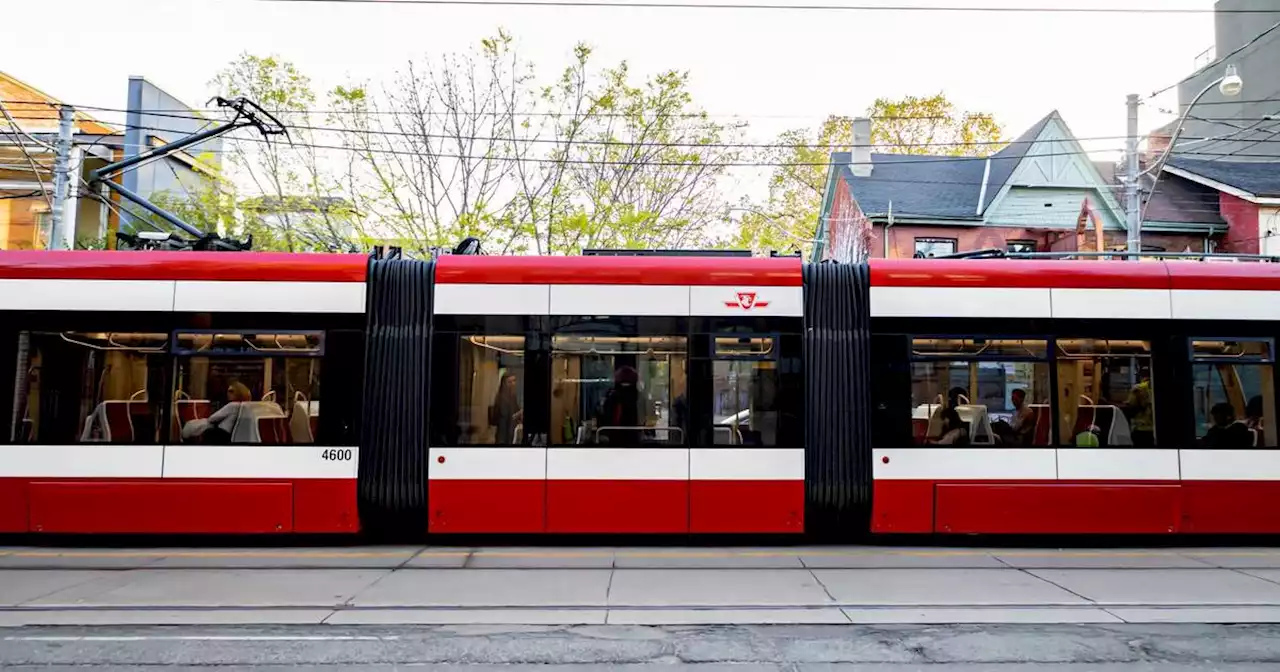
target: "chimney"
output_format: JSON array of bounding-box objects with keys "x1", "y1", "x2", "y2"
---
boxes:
[{"x1": 851, "y1": 117, "x2": 872, "y2": 177}]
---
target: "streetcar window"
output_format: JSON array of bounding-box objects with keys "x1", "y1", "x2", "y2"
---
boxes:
[
  {"x1": 1190, "y1": 339, "x2": 1276, "y2": 449},
  {"x1": 171, "y1": 332, "x2": 322, "y2": 445},
  {"x1": 709, "y1": 335, "x2": 802, "y2": 447},
  {"x1": 1055, "y1": 339, "x2": 1156, "y2": 448},
  {"x1": 442, "y1": 335, "x2": 526, "y2": 446},
  {"x1": 11, "y1": 331, "x2": 167, "y2": 444},
  {"x1": 909, "y1": 338, "x2": 1050, "y2": 447},
  {"x1": 551, "y1": 334, "x2": 687, "y2": 446}
]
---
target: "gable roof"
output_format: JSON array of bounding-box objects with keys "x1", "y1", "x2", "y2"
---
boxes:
[
  {"x1": 980, "y1": 110, "x2": 1055, "y2": 212},
  {"x1": 1166, "y1": 157, "x2": 1280, "y2": 199},
  {"x1": 0, "y1": 71, "x2": 115, "y2": 136},
  {"x1": 832, "y1": 151, "x2": 986, "y2": 219},
  {"x1": 824, "y1": 110, "x2": 1124, "y2": 225}
]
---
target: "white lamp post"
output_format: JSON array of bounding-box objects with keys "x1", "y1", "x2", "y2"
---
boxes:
[{"x1": 1126, "y1": 64, "x2": 1243, "y2": 256}]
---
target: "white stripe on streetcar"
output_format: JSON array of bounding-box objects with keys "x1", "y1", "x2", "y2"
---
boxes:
[
  {"x1": 0, "y1": 279, "x2": 176, "y2": 312},
  {"x1": 1050, "y1": 288, "x2": 1173, "y2": 320},
  {"x1": 689, "y1": 448, "x2": 804, "y2": 480},
  {"x1": 873, "y1": 448, "x2": 1058, "y2": 480},
  {"x1": 1172, "y1": 289, "x2": 1280, "y2": 321},
  {"x1": 434, "y1": 283, "x2": 551, "y2": 315},
  {"x1": 428, "y1": 447, "x2": 546, "y2": 480},
  {"x1": 870, "y1": 286, "x2": 1052, "y2": 319},
  {"x1": 161, "y1": 445, "x2": 358, "y2": 479},
  {"x1": 174, "y1": 281, "x2": 365, "y2": 314},
  {"x1": 0, "y1": 444, "x2": 163, "y2": 478},
  {"x1": 547, "y1": 448, "x2": 689, "y2": 480}
]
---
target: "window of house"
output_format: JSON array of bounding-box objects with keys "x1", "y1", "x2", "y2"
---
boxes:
[
  {"x1": 34, "y1": 210, "x2": 52, "y2": 250},
  {"x1": 551, "y1": 333, "x2": 687, "y2": 446},
  {"x1": 909, "y1": 337, "x2": 1051, "y2": 447},
  {"x1": 1055, "y1": 339, "x2": 1156, "y2": 447},
  {"x1": 1006, "y1": 240, "x2": 1036, "y2": 254},
  {"x1": 1190, "y1": 339, "x2": 1276, "y2": 449},
  {"x1": 914, "y1": 238, "x2": 957, "y2": 258},
  {"x1": 170, "y1": 332, "x2": 322, "y2": 445},
  {"x1": 12, "y1": 331, "x2": 168, "y2": 444}
]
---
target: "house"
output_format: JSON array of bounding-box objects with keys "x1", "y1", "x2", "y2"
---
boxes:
[
  {"x1": 241, "y1": 195, "x2": 361, "y2": 252},
  {"x1": 1140, "y1": 0, "x2": 1280, "y2": 256},
  {"x1": 0, "y1": 72, "x2": 118, "y2": 250},
  {"x1": 1163, "y1": 158, "x2": 1280, "y2": 255},
  {"x1": 813, "y1": 111, "x2": 1221, "y2": 262},
  {"x1": 0, "y1": 72, "x2": 221, "y2": 250}
]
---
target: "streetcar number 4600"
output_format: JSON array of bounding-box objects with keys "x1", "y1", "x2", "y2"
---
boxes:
[{"x1": 321, "y1": 449, "x2": 353, "y2": 461}]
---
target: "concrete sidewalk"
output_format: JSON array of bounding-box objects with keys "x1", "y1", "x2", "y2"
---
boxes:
[{"x1": 4, "y1": 546, "x2": 1280, "y2": 625}]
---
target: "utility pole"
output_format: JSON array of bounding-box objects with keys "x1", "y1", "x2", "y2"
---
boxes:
[
  {"x1": 49, "y1": 104, "x2": 74, "y2": 251},
  {"x1": 1124, "y1": 93, "x2": 1141, "y2": 259}
]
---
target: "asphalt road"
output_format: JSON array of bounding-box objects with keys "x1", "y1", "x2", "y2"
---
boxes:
[{"x1": 3, "y1": 623, "x2": 1280, "y2": 670}]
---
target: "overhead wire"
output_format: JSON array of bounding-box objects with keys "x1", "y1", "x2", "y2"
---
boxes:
[
  {"x1": 251, "y1": 0, "x2": 1276, "y2": 13},
  {"x1": 0, "y1": 101, "x2": 54, "y2": 210},
  {"x1": 1147, "y1": 17, "x2": 1280, "y2": 100},
  {"x1": 16, "y1": 110, "x2": 1280, "y2": 157}
]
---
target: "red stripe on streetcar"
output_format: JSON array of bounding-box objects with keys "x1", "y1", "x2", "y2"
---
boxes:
[
  {"x1": 0, "y1": 251, "x2": 368, "y2": 283},
  {"x1": 870, "y1": 258, "x2": 1173, "y2": 290},
  {"x1": 429, "y1": 481, "x2": 546, "y2": 534},
  {"x1": 1167, "y1": 263, "x2": 1280, "y2": 291},
  {"x1": 546, "y1": 480, "x2": 690, "y2": 533},
  {"x1": 16, "y1": 479, "x2": 358, "y2": 535},
  {"x1": 436, "y1": 255, "x2": 803, "y2": 286},
  {"x1": 689, "y1": 481, "x2": 804, "y2": 533}
]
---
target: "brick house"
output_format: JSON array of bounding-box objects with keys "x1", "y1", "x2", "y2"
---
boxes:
[{"x1": 812, "y1": 111, "x2": 1223, "y2": 262}]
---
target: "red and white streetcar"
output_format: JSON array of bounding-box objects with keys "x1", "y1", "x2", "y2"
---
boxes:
[{"x1": 0, "y1": 248, "x2": 1277, "y2": 538}]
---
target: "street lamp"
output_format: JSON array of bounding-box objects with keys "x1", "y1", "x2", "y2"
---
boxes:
[{"x1": 1125, "y1": 64, "x2": 1243, "y2": 256}]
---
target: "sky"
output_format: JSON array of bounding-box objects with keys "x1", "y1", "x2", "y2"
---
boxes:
[{"x1": 0, "y1": 0, "x2": 1221, "y2": 191}]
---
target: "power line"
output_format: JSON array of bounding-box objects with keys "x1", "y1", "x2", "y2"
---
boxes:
[
  {"x1": 0, "y1": 98, "x2": 998, "y2": 122},
  {"x1": 1147, "y1": 18, "x2": 1280, "y2": 99},
  {"x1": 13, "y1": 109, "x2": 1272, "y2": 154},
  {"x1": 252, "y1": 0, "x2": 1274, "y2": 13}
]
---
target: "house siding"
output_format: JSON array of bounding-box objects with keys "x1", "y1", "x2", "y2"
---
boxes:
[
  {"x1": 872, "y1": 223, "x2": 1211, "y2": 258},
  {"x1": 1220, "y1": 192, "x2": 1261, "y2": 254},
  {"x1": 986, "y1": 187, "x2": 1125, "y2": 230}
]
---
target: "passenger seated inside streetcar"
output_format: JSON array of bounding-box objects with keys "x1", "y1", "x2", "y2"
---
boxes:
[
  {"x1": 181, "y1": 381, "x2": 257, "y2": 443},
  {"x1": 1199, "y1": 402, "x2": 1255, "y2": 449},
  {"x1": 927, "y1": 408, "x2": 969, "y2": 446}
]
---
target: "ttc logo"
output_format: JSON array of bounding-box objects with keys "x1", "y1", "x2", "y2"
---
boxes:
[{"x1": 724, "y1": 291, "x2": 769, "y2": 310}]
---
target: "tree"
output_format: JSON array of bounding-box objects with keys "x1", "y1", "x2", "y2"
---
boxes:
[
  {"x1": 868, "y1": 93, "x2": 1004, "y2": 157},
  {"x1": 211, "y1": 36, "x2": 741, "y2": 255},
  {"x1": 212, "y1": 53, "x2": 365, "y2": 252},
  {"x1": 734, "y1": 94, "x2": 1003, "y2": 255}
]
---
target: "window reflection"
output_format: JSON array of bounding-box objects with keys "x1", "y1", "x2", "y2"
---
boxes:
[
  {"x1": 173, "y1": 332, "x2": 322, "y2": 445},
  {"x1": 910, "y1": 339, "x2": 1051, "y2": 447},
  {"x1": 1192, "y1": 339, "x2": 1276, "y2": 449},
  {"x1": 551, "y1": 334, "x2": 686, "y2": 446},
  {"x1": 13, "y1": 331, "x2": 166, "y2": 444},
  {"x1": 457, "y1": 335, "x2": 525, "y2": 445},
  {"x1": 712, "y1": 336, "x2": 786, "y2": 447},
  {"x1": 1056, "y1": 339, "x2": 1155, "y2": 447}
]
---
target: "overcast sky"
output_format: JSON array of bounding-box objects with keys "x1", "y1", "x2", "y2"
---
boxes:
[{"x1": 2, "y1": 0, "x2": 1218, "y2": 173}]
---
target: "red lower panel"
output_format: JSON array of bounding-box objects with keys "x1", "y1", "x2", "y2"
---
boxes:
[
  {"x1": 294, "y1": 480, "x2": 360, "y2": 533},
  {"x1": 872, "y1": 480, "x2": 935, "y2": 534},
  {"x1": 429, "y1": 480, "x2": 545, "y2": 533},
  {"x1": 935, "y1": 483, "x2": 1181, "y2": 534},
  {"x1": 0, "y1": 479, "x2": 27, "y2": 532},
  {"x1": 548, "y1": 480, "x2": 688, "y2": 533},
  {"x1": 29, "y1": 481, "x2": 294, "y2": 534},
  {"x1": 1182, "y1": 482, "x2": 1280, "y2": 534},
  {"x1": 690, "y1": 480, "x2": 804, "y2": 533}
]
